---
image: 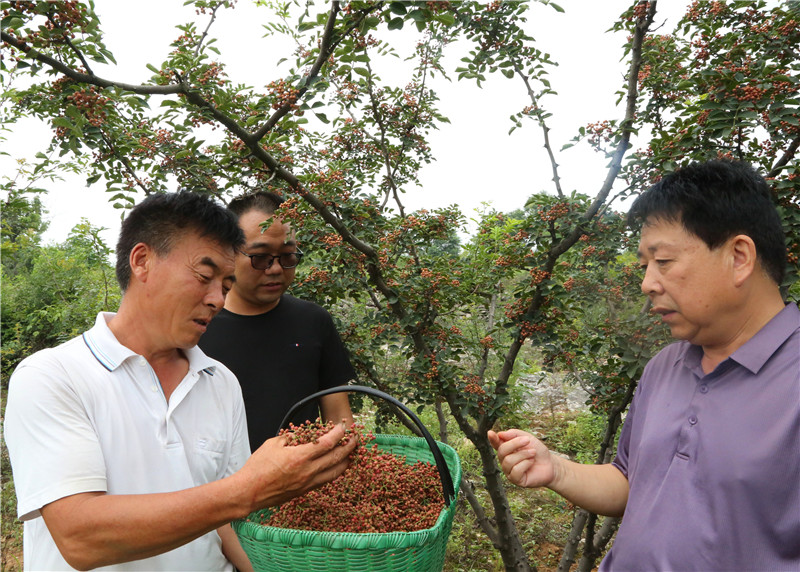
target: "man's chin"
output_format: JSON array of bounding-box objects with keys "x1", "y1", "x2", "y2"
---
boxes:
[{"x1": 254, "y1": 293, "x2": 283, "y2": 310}]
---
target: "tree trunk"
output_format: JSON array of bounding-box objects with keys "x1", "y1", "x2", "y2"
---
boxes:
[
  {"x1": 577, "y1": 513, "x2": 600, "y2": 572},
  {"x1": 592, "y1": 517, "x2": 620, "y2": 560},
  {"x1": 557, "y1": 509, "x2": 589, "y2": 572},
  {"x1": 435, "y1": 399, "x2": 449, "y2": 444},
  {"x1": 460, "y1": 477, "x2": 501, "y2": 546},
  {"x1": 474, "y1": 433, "x2": 535, "y2": 571}
]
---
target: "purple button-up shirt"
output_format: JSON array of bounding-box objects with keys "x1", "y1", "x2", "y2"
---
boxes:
[{"x1": 601, "y1": 303, "x2": 800, "y2": 571}]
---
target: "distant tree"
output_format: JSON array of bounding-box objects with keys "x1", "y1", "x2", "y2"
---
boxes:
[
  {"x1": 1, "y1": 189, "x2": 48, "y2": 276},
  {"x1": 1, "y1": 217, "x2": 119, "y2": 382}
]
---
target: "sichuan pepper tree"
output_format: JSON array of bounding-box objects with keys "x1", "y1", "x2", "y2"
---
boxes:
[
  {"x1": 2, "y1": 1, "x2": 798, "y2": 570},
  {"x1": 542, "y1": 2, "x2": 800, "y2": 569}
]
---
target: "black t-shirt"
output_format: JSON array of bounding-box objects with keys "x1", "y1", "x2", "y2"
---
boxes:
[{"x1": 199, "y1": 295, "x2": 356, "y2": 451}]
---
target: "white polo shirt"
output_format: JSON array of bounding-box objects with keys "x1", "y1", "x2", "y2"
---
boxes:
[{"x1": 4, "y1": 312, "x2": 251, "y2": 571}]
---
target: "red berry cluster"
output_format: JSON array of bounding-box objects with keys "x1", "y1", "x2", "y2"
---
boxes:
[
  {"x1": 278, "y1": 418, "x2": 360, "y2": 447},
  {"x1": 267, "y1": 79, "x2": 300, "y2": 111},
  {"x1": 266, "y1": 419, "x2": 445, "y2": 533}
]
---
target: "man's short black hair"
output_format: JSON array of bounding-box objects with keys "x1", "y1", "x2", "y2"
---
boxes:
[
  {"x1": 115, "y1": 191, "x2": 244, "y2": 291},
  {"x1": 227, "y1": 190, "x2": 284, "y2": 218},
  {"x1": 628, "y1": 159, "x2": 786, "y2": 285}
]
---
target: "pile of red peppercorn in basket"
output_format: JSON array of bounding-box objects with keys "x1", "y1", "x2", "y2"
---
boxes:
[{"x1": 261, "y1": 419, "x2": 445, "y2": 534}]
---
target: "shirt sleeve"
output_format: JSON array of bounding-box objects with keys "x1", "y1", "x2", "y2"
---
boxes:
[
  {"x1": 611, "y1": 394, "x2": 635, "y2": 477},
  {"x1": 4, "y1": 355, "x2": 107, "y2": 520}
]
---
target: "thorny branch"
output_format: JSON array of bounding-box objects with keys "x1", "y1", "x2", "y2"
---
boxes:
[
  {"x1": 485, "y1": 0, "x2": 657, "y2": 434},
  {"x1": 194, "y1": 1, "x2": 225, "y2": 57},
  {"x1": 514, "y1": 63, "x2": 564, "y2": 198},
  {"x1": 46, "y1": 9, "x2": 95, "y2": 76}
]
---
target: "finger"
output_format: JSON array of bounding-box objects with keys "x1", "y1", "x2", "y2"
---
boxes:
[
  {"x1": 487, "y1": 430, "x2": 501, "y2": 449},
  {"x1": 496, "y1": 435, "x2": 532, "y2": 459},
  {"x1": 496, "y1": 428, "x2": 529, "y2": 442},
  {"x1": 507, "y1": 458, "x2": 536, "y2": 487},
  {"x1": 499, "y1": 447, "x2": 537, "y2": 475},
  {"x1": 309, "y1": 454, "x2": 351, "y2": 487},
  {"x1": 298, "y1": 424, "x2": 346, "y2": 458}
]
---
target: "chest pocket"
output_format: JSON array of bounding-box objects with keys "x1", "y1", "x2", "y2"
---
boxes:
[{"x1": 192, "y1": 437, "x2": 229, "y2": 483}]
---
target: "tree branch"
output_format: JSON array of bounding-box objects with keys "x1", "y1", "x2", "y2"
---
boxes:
[
  {"x1": 2, "y1": 31, "x2": 182, "y2": 95},
  {"x1": 195, "y1": 1, "x2": 225, "y2": 57},
  {"x1": 485, "y1": 0, "x2": 657, "y2": 433},
  {"x1": 460, "y1": 477, "x2": 501, "y2": 546},
  {"x1": 99, "y1": 130, "x2": 152, "y2": 196},
  {"x1": 252, "y1": 2, "x2": 343, "y2": 142},
  {"x1": 45, "y1": 8, "x2": 95, "y2": 76},
  {"x1": 514, "y1": 65, "x2": 564, "y2": 198},
  {"x1": 768, "y1": 134, "x2": 800, "y2": 179}
]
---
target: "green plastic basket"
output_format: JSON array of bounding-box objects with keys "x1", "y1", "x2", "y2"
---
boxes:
[{"x1": 233, "y1": 386, "x2": 462, "y2": 572}]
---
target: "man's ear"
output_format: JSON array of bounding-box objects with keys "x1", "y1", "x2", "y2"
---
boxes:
[
  {"x1": 730, "y1": 234, "x2": 757, "y2": 287},
  {"x1": 129, "y1": 242, "x2": 153, "y2": 284}
]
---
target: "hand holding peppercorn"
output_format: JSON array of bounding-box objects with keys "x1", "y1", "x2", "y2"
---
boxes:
[
  {"x1": 488, "y1": 428, "x2": 629, "y2": 517},
  {"x1": 235, "y1": 421, "x2": 357, "y2": 511},
  {"x1": 488, "y1": 429, "x2": 557, "y2": 489}
]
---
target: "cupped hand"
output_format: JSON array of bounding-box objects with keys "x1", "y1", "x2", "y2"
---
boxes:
[
  {"x1": 488, "y1": 428, "x2": 556, "y2": 489},
  {"x1": 241, "y1": 422, "x2": 357, "y2": 509}
]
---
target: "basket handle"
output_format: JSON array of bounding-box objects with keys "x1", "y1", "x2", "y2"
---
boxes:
[{"x1": 277, "y1": 384, "x2": 456, "y2": 506}]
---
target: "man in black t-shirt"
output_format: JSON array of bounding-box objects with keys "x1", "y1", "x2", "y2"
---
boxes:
[{"x1": 199, "y1": 191, "x2": 355, "y2": 451}]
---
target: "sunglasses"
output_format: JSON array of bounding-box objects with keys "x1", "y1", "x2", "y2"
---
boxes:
[{"x1": 240, "y1": 249, "x2": 304, "y2": 270}]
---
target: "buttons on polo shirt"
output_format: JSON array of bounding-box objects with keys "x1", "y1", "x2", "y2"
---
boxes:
[
  {"x1": 688, "y1": 415, "x2": 698, "y2": 425},
  {"x1": 699, "y1": 384, "x2": 709, "y2": 394}
]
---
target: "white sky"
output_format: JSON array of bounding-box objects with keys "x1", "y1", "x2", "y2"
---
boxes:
[{"x1": 2, "y1": 0, "x2": 689, "y2": 247}]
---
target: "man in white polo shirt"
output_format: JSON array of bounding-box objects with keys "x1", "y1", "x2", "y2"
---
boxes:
[{"x1": 4, "y1": 191, "x2": 356, "y2": 571}]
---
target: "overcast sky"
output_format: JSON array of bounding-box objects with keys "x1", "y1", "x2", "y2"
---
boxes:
[{"x1": 2, "y1": 0, "x2": 689, "y2": 246}]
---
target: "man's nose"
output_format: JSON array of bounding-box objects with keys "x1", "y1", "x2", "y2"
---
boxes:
[
  {"x1": 206, "y1": 283, "x2": 226, "y2": 310},
  {"x1": 263, "y1": 258, "x2": 283, "y2": 274},
  {"x1": 640, "y1": 263, "x2": 660, "y2": 295}
]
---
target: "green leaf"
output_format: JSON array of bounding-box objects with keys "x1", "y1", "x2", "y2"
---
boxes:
[
  {"x1": 389, "y1": 2, "x2": 407, "y2": 15},
  {"x1": 387, "y1": 17, "x2": 404, "y2": 30},
  {"x1": 4, "y1": 17, "x2": 23, "y2": 30},
  {"x1": 408, "y1": 9, "x2": 425, "y2": 22},
  {"x1": 436, "y1": 13, "x2": 455, "y2": 26},
  {"x1": 52, "y1": 117, "x2": 72, "y2": 129}
]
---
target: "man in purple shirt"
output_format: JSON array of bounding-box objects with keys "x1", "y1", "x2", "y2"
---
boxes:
[{"x1": 489, "y1": 159, "x2": 800, "y2": 570}]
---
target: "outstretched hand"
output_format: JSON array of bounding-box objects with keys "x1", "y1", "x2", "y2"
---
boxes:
[
  {"x1": 488, "y1": 428, "x2": 556, "y2": 489},
  {"x1": 240, "y1": 422, "x2": 357, "y2": 510}
]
